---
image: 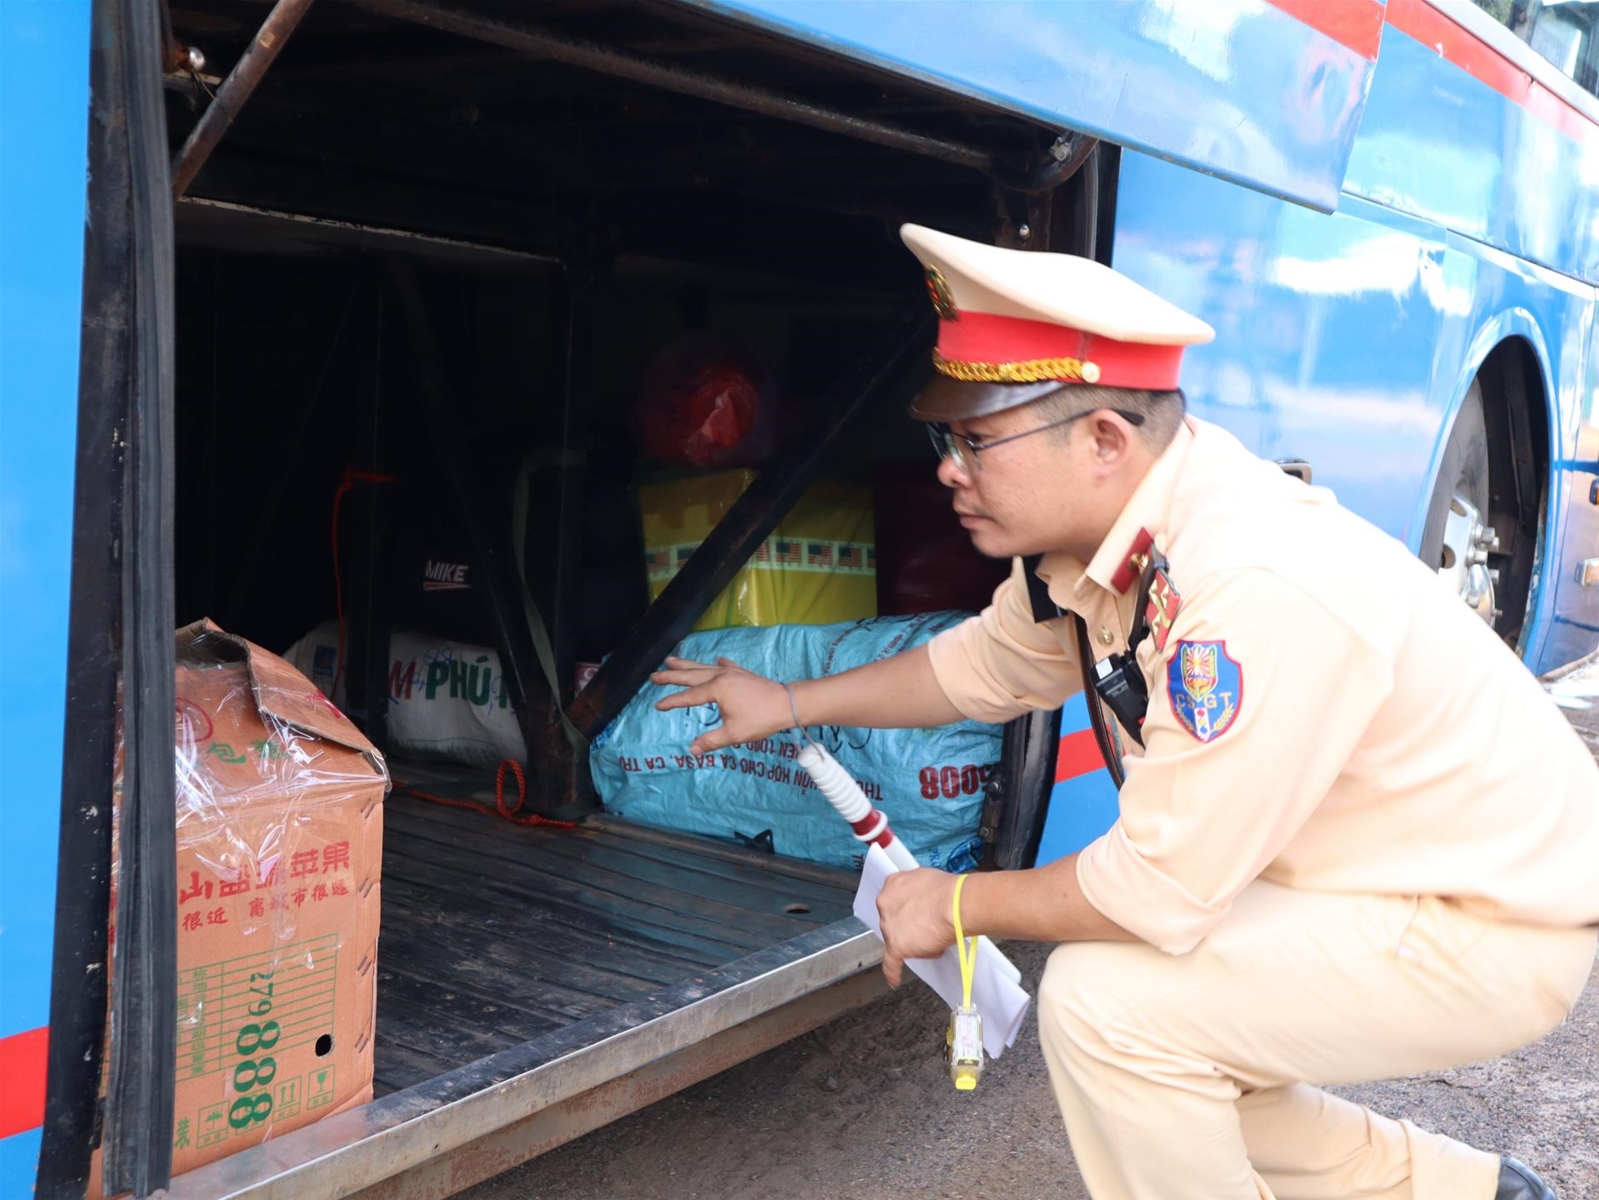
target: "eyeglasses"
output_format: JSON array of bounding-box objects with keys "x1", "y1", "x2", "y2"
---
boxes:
[{"x1": 927, "y1": 408, "x2": 1146, "y2": 474}]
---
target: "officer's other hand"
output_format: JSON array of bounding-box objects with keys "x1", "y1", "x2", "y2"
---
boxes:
[
  {"x1": 649, "y1": 655, "x2": 791, "y2": 755},
  {"x1": 877, "y1": 868, "x2": 958, "y2": 988}
]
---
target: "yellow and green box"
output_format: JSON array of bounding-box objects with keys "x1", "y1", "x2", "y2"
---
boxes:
[{"x1": 640, "y1": 469, "x2": 876, "y2": 630}]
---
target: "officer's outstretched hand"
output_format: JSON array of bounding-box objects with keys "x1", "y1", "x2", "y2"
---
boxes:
[
  {"x1": 650, "y1": 656, "x2": 793, "y2": 755},
  {"x1": 876, "y1": 868, "x2": 958, "y2": 988}
]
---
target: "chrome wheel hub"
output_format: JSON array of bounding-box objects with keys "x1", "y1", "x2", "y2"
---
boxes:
[{"x1": 1439, "y1": 493, "x2": 1500, "y2": 624}]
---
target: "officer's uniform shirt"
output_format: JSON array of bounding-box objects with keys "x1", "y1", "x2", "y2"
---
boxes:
[{"x1": 927, "y1": 416, "x2": 1599, "y2": 954}]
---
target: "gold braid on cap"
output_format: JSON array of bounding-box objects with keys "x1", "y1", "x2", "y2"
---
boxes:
[{"x1": 933, "y1": 350, "x2": 1101, "y2": 385}]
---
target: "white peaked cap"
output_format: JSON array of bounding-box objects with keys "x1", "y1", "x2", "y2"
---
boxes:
[{"x1": 899, "y1": 224, "x2": 1214, "y2": 420}]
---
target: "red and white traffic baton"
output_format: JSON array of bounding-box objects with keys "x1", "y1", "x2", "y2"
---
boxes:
[
  {"x1": 796, "y1": 741, "x2": 921, "y2": 872},
  {"x1": 790, "y1": 735, "x2": 1021, "y2": 987}
]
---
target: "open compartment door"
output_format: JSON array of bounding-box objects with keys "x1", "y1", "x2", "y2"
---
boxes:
[{"x1": 688, "y1": 0, "x2": 1384, "y2": 212}]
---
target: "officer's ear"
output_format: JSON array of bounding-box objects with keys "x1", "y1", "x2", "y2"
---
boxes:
[{"x1": 1085, "y1": 410, "x2": 1138, "y2": 467}]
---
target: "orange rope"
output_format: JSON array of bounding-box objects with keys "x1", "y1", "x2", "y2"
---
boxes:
[
  {"x1": 400, "y1": 759, "x2": 578, "y2": 830},
  {"x1": 331, "y1": 465, "x2": 399, "y2": 698}
]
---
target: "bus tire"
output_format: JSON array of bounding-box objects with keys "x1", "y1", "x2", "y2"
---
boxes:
[{"x1": 1420, "y1": 379, "x2": 1499, "y2": 625}]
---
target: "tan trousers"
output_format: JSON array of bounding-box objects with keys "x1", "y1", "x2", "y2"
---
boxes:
[{"x1": 1036, "y1": 882, "x2": 1597, "y2": 1200}]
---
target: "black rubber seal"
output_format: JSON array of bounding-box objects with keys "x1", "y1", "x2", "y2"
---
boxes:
[
  {"x1": 101, "y1": 0, "x2": 180, "y2": 1187},
  {"x1": 38, "y1": 1, "x2": 178, "y2": 1196}
]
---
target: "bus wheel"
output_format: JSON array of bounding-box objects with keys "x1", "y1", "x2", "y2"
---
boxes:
[{"x1": 1421, "y1": 380, "x2": 1500, "y2": 625}]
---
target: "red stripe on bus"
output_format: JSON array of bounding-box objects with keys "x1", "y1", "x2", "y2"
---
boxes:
[
  {"x1": 0, "y1": 1026, "x2": 49, "y2": 1139},
  {"x1": 1386, "y1": 0, "x2": 1599, "y2": 145},
  {"x1": 1265, "y1": 0, "x2": 1385, "y2": 61},
  {"x1": 1055, "y1": 729, "x2": 1105, "y2": 784}
]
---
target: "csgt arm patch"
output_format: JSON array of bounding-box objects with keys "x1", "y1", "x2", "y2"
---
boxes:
[{"x1": 1167, "y1": 640, "x2": 1243, "y2": 743}]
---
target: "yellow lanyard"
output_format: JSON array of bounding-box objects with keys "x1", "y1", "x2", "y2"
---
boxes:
[
  {"x1": 947, "y1": 874, "x2": 984, "y2": 1090},
  {"x1": 953, "y1": 874, "x2": 976, "y2": 1009}
]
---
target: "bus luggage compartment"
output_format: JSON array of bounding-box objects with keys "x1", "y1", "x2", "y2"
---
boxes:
[
  {"x1": 161, "y1": 215, "x2": 908, "y2": 1198},
  {"x1": 148, "y1": 0, "x2": 1052, "y2": 1191}
]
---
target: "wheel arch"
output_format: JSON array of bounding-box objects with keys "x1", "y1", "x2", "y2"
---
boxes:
[{"x1": 1420, "y1": 311, "x2": 1555, "y2": 656}]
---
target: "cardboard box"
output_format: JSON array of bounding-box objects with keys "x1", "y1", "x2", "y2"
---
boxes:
[
  {"x1": 99, "y1": 619, "x2": 387, "y2": 1189},
  {"x1": 640, "y1": 471, "x2": 876, "y2": 630}
]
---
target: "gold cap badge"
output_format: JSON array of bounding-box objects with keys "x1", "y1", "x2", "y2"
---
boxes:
[{"x1": 924, "y1": 265, "x2": 959, "y2": 321}]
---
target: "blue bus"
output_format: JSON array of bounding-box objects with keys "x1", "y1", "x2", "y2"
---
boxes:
[{"x1": 3, "y1": 0, "x2": 1595, "y2": 1195}]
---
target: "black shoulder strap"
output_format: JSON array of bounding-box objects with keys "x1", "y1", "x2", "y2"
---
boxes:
[
  {"x1": 1020, "y1": 554, "x2": 1064, "y2": 624},
  {"x1": 1074, "y1": 550, "x2": 1172, "y2": 784},
  {"x1": 1073, "y1": 614, "x2": 1126, "y2": 784}
]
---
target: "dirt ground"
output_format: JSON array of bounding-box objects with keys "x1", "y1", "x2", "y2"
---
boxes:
[{"x1": 464, "y1": 660, "x2": 1599, "y2": 1200}]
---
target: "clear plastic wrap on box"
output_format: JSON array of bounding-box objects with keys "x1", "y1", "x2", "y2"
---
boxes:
[{"x1": 100, "y1": 620, "x2": 387, "y2": 1187}]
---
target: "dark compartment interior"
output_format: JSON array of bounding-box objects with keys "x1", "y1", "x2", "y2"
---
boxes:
[{"x1": 165, "y1": 0, "x2": 1076, "y2": 1089}]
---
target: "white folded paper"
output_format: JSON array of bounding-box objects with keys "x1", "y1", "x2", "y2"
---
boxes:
[{"x1": 852, "y1": 843, "x2": 1032, "y2": 1059}]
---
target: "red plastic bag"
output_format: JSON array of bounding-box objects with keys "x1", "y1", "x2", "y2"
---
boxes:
[{"x1": 637, "y1": 335, "x2": 776, "y2": 468}]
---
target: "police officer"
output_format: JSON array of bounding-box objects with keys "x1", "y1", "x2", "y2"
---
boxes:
[{"x1": 651, "y1": 225, "x2": 1599, "y2": 1200}]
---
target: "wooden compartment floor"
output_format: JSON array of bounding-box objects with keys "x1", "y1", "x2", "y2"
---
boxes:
[{"x1": 373, "y1": 767, "x2": 860, "y2": 1094}]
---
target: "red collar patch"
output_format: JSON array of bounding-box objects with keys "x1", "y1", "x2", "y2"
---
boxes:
[
  {"x1": 1145, "y1": 569, "x2": 1181, "y2": 653},
  {"x1": 1109, "y1": 528, "x2": 1155, "y2": 594}
]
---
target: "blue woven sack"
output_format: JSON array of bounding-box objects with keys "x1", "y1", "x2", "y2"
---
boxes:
[{"x1": 590, "y1": 613, "x2": 1002, "y2": 872}]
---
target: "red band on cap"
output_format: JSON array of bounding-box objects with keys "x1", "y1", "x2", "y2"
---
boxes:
[{"x1": 938, "y1": 313, "x2": 1187, "y2": 390}]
